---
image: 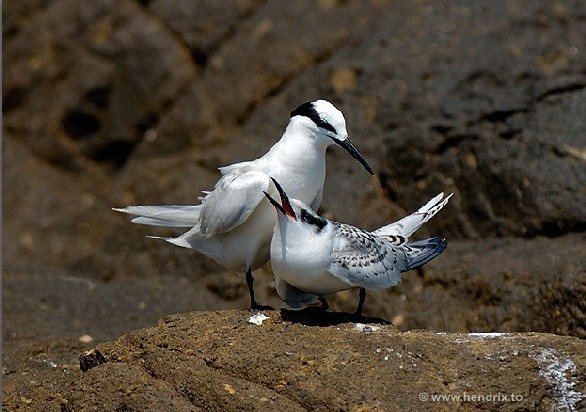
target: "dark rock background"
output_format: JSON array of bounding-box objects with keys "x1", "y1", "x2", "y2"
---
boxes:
[{"x1": 3, "y1": 0, "x2": 585, "y2": 410}]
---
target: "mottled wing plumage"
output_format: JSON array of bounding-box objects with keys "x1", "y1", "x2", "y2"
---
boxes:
[
  {"x1": 374, "y1": 192, "x2": 453, "y2": 238},
  {"x1": 198, "y1": 171, "x2": 270, "y2": 235},
  {"x1": 328, "y1": 223, "x2": 404, "y2": 289}
]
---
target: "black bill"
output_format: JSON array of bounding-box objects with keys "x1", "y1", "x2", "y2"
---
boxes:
[
  {"x1": 334, "y1": 138, "x2": 374, "y2": 175},
  {"x1": 264, "y1": 177, "x2": 297, "y2": 220}
]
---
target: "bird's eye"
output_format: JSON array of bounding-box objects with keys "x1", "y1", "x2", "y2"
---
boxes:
[
  {"x1": 301, "y1": 209, "x2": 327, "y2": 231},
  {"x1": 317, "y1": 119, "x2": 336, "y2": 134}
]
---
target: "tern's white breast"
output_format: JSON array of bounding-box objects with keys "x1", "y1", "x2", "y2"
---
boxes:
[{"x1": 271, "y1": 218, "x2": 350, "y2": 295}]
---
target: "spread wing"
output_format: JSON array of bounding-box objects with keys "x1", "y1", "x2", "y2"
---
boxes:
[
  {"x1": 198, "y1": 170, "x2": 270, "y2": 235},
  {"x1": 328, "y1": 223, "x2": 405, "y2": 290}
]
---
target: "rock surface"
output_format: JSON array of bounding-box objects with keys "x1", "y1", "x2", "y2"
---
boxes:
[
  {"x1": 3, "y1": 0, "x2": 586, "y2": 410},
  {"x1": 5, "y1": 311, "x2": 586, "y2": 411}
]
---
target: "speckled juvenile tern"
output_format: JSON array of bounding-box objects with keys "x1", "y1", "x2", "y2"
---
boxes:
[
  {"x1": 264, "y1": 178, "x2": 451, "y2": 315},
  {"x1": 114, "y1": 100, "x2": 373, "y2": 310}
]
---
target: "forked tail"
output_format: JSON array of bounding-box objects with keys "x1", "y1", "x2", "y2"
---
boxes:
[{"x1": 374, "y1": 192, "x2": 452, "y2": 238}]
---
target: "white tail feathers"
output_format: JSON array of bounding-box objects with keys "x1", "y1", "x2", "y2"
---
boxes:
[
  {"x1": 146, "y1": 235, "x2": 194, "y2": 249},
  {"x1": 112, "y1": 205, "x2": 201, "y2": 228},
  {"x1": 374, "y1": 192, "x2": 453, "y2": 238}
]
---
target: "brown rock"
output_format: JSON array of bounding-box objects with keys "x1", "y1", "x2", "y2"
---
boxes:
[
  {"x1": 64, "y1": 311, "x2": 586, "y2": 411},
  {"x1": 79, "y1": 349, "x2": 107, "y2": 373}
]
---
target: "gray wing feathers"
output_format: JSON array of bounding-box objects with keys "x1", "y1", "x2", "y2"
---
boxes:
[
  {"x1": 374, "y1": 192, "x2": 452, "y2": 238},
  {"x1": 217, "y1": 159, "x2": 256, "y2": 175},
  {"x1": 328, "y1": 224, "x2": 404, "y2": 289},
  {"x1": 198, "y1": 171, "x2": 269, "y2": 234},
  {"x1": 402, "y1": 237, "x2": 447, "y2": 271},
  {"x1": 113, "y1": 205, "x2": 201, "y2": 227},
  {"x1": 113, "y1": 169, "x2": 270, "y2": 234}
]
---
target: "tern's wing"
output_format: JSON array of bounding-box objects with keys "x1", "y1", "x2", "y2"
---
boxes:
[
  {"x1": 218, "y1": 159, "x2": 257, "y2": 175},
  {"x1": 373, "y1": 192, "x2": 452, "y2": 238},
  {"x1": 309, "y1": 186, "x2": 324, "y2": 211},
  {"x1": 401, "y1": 237, "x2": 447, "y2": 271},
  {"x1": 198, "y1": 170, "x2": 270, "y2": 235},
  {"x1": 328, "y1": 223, "x2": 404, "y2": 290}
]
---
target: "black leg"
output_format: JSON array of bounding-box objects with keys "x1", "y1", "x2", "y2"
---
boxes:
[
  {"x1": 246, "y1": 268, "x2": 272, "y2": 311},
  {"x1": 354, "y1": 287, "x2": 366, "y2": 317},
  {"x1": 318, "y1": 296, "x2": 329, "y2": 311}
]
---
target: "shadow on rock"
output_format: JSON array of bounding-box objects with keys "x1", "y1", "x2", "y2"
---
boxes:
[{"x1": 280, "y1": 307, "x2": 392, "y2": 327}]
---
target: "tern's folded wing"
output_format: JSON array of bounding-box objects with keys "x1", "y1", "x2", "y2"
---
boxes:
[
  {"x1": 328, "y1": 224, "x2": 404, "y2": 290},
  {"x1": 198, "y1": 171, "x2": 270, "y2": 235}
]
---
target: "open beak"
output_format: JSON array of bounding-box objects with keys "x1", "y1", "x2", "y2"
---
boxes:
[
  {"x1": 264, "y1": 177, "x2": 297, "y2": 221},
  {"x1": 334, "y1": 138, "x2": 374, "y2": 175}
]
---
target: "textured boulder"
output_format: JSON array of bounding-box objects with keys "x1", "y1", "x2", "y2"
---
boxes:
[{"x1": 8, "y1": 311, "x2": 585, "y2": 411}]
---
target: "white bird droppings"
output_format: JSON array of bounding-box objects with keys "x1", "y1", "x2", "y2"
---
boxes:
[
  {"x1": 353, "y1": 323, "x2": 380, "y2": 333},
  {"x1": 248, "y1": 313, "x2": 269, "y2": 326}
]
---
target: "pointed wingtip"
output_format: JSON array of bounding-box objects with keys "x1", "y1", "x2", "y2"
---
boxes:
[{"x1": 146, "y1": 235, "x2": 191, "y2": 249}]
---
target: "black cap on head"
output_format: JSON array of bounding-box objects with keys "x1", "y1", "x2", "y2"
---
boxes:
[
  {"x1": 290, "y1": 101, "x2": 336, "y2": 133},
  {"x1": 290, "y1": 100, "x2": 375, "y2": 176}
]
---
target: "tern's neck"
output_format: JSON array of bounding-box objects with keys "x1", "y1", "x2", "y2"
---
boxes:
[{"x1": 267, "y1": 121, "x2": 329, "y2": 165}]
